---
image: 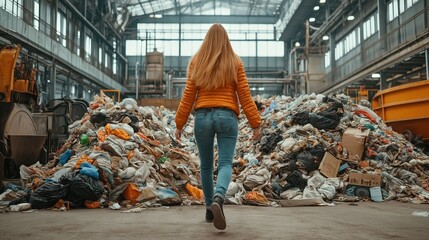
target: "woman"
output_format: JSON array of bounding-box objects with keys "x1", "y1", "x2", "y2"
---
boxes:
[{"x1": 175, "y1": 23, "x2": 262, "y2": 230}]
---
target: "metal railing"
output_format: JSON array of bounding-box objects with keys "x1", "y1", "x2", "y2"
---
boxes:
[{"x1": 320, "y1": 6, "x2": 429, "y2": 94}]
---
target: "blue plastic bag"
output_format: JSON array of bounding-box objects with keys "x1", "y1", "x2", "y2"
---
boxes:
[
  {"x1": 59, "y1": 149, "x2": 73, "y2": 165},
  {"x1": 79, "y1": 162, "x2": 99, "y2": 179}
]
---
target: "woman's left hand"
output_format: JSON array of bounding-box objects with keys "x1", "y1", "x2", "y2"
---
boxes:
[{"x1": 175, "y1": 129, "x2": 182, "y2": 140}]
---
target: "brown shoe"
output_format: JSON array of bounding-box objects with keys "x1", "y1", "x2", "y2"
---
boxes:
[{"x1": 210, "y1": 196, "x2": 226, "y2": 230}]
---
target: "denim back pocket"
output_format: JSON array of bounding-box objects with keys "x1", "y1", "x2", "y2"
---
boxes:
[
  {"x1": 215, "y1": 109, "x2": 238, "y2": 134},
  {"x1": 194, "y1": 110, "x2": 210, "y2": 135}
]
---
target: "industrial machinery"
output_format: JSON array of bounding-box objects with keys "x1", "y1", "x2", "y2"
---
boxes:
[
  {"x1": 142, "y1": 48, "x2": 164, "y2": 94},
  {"x1": 0, "y1": 44, "x2": 88, "y2": 188},
  {"x1": 0, "y1": 44, "x2": 46, "y2": 188}
]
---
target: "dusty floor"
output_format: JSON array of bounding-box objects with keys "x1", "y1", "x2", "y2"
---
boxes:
[{"x1": 0, "y1": 201, "x2": 428, "y2": 240}]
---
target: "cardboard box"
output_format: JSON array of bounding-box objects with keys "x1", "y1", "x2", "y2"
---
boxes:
[
  {"x1": 341, "y1": 128, "x2": 370, "y2": 162},
  {"x1": 348, "y1": 172, "x2": 381, "y2": 187},
  {"x1": 319, "y1": 152, "x2": 341, "y2": 178}
]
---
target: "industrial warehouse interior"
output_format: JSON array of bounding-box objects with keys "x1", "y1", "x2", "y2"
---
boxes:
[{"x1": 0, "y1": 0, "x2": 429, "y2": 239}]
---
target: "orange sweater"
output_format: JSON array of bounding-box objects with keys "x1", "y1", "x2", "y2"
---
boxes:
[{"x1": 175, "y1": 60, "x2": 261, "y2": 130}]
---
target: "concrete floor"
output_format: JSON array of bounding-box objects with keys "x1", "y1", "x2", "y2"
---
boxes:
[{"x1": 0, "y1": 201, "x2": 428, "y2": 240}]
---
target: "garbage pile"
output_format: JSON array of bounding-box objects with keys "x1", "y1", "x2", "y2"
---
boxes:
[{"x1": 1, "y1": 92, "x2": 429, "y2": 212}]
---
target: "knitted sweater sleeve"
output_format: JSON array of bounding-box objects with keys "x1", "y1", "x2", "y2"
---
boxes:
[{"x1": 236, "y1": 61, "x2": 262, "y2": 128}]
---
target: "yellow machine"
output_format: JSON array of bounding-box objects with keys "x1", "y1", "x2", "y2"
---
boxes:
[
  {"x1": 0, "y1": 44, "x2": 46, "y2": 188},
  {"x1": 0, "y1": 44, "x2": 38, "y2": 106},
  {"x1": 346, "y1": 86, "x2": 378, "y2": 104}
]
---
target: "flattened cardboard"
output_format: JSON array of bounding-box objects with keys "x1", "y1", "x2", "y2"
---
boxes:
[
  {"x1": 280, "y1": 197, "x2": 329, "y2": 207},
  {"x1": 348, "y1": 172, "x2": 381, "y2": 187},
  {"x1": 319, "y1": 152, "x2": 341, "y2": 178},
  {"x1": 370, "y1": 187, "x2": 383, "y2": 202},
  {"x1": 341, "y1": 128, "x2": 370, "y2": 162}
]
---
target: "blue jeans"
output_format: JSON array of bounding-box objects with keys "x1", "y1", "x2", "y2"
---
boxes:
[{"x1": 194, "y1": 107, "x2": 238, "y2": 208}]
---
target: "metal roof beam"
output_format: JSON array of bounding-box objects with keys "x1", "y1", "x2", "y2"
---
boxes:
[{"x1": 129, "y1": 14, "x2": 277, "y2": 25}]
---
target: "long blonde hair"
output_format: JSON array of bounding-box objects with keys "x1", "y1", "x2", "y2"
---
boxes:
[{"x1": 189, "y1": 23, "x2": 238, "y2": 90}]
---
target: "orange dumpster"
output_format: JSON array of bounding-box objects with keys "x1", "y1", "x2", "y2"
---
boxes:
[{"x1": 372, "y1": 80, "x2": 429, "y2": 142}]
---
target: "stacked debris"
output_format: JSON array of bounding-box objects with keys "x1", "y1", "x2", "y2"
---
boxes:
[
  {"x1": 1, "y1": 92, "x2": 428, "y2": 212},
  {"x1": 6, "y1": 92, "x2": 203, "y2": 210},
  {"x1": 229, "y1": 94, "x2": 429, "y2": 205}
]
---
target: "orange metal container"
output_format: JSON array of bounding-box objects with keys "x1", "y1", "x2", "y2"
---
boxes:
[{"x1": 372, "y1": 80, "x2": 429, "y2": 142}]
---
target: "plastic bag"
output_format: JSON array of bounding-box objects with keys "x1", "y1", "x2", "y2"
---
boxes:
[
  {"x1": 292, "y1": 111, "x2": 310, "y2": 125},
  {"x1": 79, "y1": 162, "x2": 99, "y2": 179},
  {"x1": 244, "y1": 191, "x2": 269, "y2": 206},
  {"x1": 185, "y1": 182, "x2": 203, "y2": 200},
  {"x1": 97, "y1": 128, "x2": 107, "y2": 142},
  {"x1": 155, "y1": 188, "x2": 182, "y2": 206},
  {"x1": 60, "y1": 172, "x2": 104, "y2": 208},
  {"x1": 123, "y1": 183, "x2": 141, "y2": 203},
  {"x1": 29, "y1": 182, "x2": 68, "y2": 209},
  {"x1": 106, "y1": 123, "x2": 130, "y2": 140},
  {"x1": 309, "y1": 111, "x2": 340, "y2": 130},
  {"x1": 59, "y1": 149, "x2": 73, "y2": 165}
]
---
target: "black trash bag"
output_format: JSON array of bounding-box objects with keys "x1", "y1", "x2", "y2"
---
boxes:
[
  {"x1": 65, "y1": 191, "x2": 85, "y2": 208},
  {"x1": 280, "y1": 152, "x2": 298, "y2": 171},
  {"x1": 254, "y1": 100, "x2": 264, "y2": 111},
  {"x1": 296, "y1": 151, "x2": 318, "y2": 172},
  {"x1": 323, "y1": 96, "x2": 344, "y2": 112},
  {"x1": 309, "y1": 111, "x2": 340, "y2": 130},
  {"x1": 90, "y1": 112, "x2": 109, "y2": 128},
  {"x1": 260, "y1": 131, "x2": 283, "y2": 154},
  {"x1": 283, "y1": 170, "x2": 307, "y2": 191},
  {"x1": 292, "y1": 111, "x2": 310, "y2": 126},
  {"x1": 29, "y1": 182, "x2": 68, "y2": 209},
  {"x1": 308, "y1": 144, "x2": 325, "y2": 161},
  {"x1": 60, "y1": 172, "x2": 104, "y2": 208},
  {"x1": 69, "y1": 174, "x2": 104, "y2": 201}
]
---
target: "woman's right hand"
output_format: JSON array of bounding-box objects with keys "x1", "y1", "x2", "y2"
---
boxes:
[{"x1": 252, "y1": 127, "x2": 261, "y2": 141}]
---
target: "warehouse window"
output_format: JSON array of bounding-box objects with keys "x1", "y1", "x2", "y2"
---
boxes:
[
  {"x1": 335, "y1": 41, "x2": 343, "y2": 60},
  {"x1": 105, "y1": 53, "x2": 109, "y2": 69},
  {"x1": 256, "y1": 41, "x2": 284, "y2": 57},
  {"x1": 33, "y1": 0, "x2": 39, "y2": 30},
  {"x1": 335, "y1": 27, "x2": 360, "y2": 60},
  {"x1": 388, "y1": 0, "x2": 419, "y2": 21},
  {"x1": 113, "y1": 55, "x2": 117, "y2": 75},
  {"x1": 85, "y1": 35, "x2": 92, "y2": 60},
  {"x1": 99, "y1": 47, "x2": 102, "y2": 64},
  {"x1": 363, "y1": 14, "x2": 377, "y2": 39},
  {"x1": 231, "y1": 41, "x2": 256, "y2": 57},
  {"x1": 129, "y1": 23, "x2": 282, "y2": 57},
  {"x1": 1, "y1": 0, "x2": 22, "y2": 17},
  {"x1": 56, "y1": 11, "x2": 67, "y2": 47},
  {"x1": 325, "y1": 50, "x2": 330, "y2": 68},
  {"x1": 76, "y1": 30, "x2": 80, "y2": 55},
  {"x1": 113, "y1": 41, "x2": 117, "y2": 75},
  {"x1": 388, "y1": 0, "x2": 399, "y2": 21},
  {"x1": 406, "y1": 0, "x2": 420, "y2": 9},
  {"x1": 125, "y1": 40, "x2": 145, "y2": 56},
  {"x1": 399, "y1": 0, "x2": 405, "y2": 13}
]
